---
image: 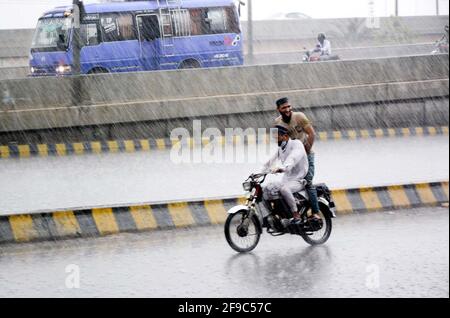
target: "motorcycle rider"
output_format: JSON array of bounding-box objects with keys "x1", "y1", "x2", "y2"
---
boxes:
[
  {"x1": 432, "y1": 25, "x2": 449, "y2": 54},
  {"x1": 314, "y1": 32, "x2": 331, "y2": 56},
  {"x1": 262, "y1": 125, "x2": 309, "y2": 224},
  {"x1": 274, "y1": 97, "x2": 321, "y2": 222}
]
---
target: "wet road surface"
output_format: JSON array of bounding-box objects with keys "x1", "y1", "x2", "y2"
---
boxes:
[
  {"x1": 247, "y1": 43, "x2": 436, "y2": 66},
  {"x1": 0, "y1": 135, "x2": 448, "y2": 214},
  {"x1": 0, "y1": 207, "x2": 448, "y2": 298}
]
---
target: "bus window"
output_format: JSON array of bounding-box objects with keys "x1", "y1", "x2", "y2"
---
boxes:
[
  {"x1": 206, "y1": 8, "x2": 227, "y2": 34},
  {"x1": 117, "y1": 14, "x2": 136, "y2": 40},
  {"x1": 189, "y1": 9, "x2": 203, "y2": 36},
  {"x1": 161, "y1": 14, "x2": 173, "y2": 36},
  {"x1": 100, "y1": 13, "x2": 136, "y2": 42},
  {"x1": 226, "y1": 7, "x2": 240, "y2": 33},
  {"x1": 81, "y1": 23, "x2": 100, "y2": 46},
  {"x1": 137, "y1": 15, "x2": 160, "y2": 41},
  {"x1": 101, "y1": 15, "x2": 118, "y2": 42},
  {"x1": 189, "y1": 7, "x2": 239, "y2": 35},
  {"x1": 172, "y1": 9, "x2": 190, "y2": 37},
  {"x1": 32, "y1": 17, "x2": 72, "y2": 51}
]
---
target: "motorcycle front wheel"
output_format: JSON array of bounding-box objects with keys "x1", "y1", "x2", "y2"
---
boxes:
[{"x1": 224, "y1": 210, "x2": 261, "y2": 253}]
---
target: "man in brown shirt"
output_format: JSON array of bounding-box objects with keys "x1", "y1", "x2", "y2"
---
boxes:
[{"x1": 274, "y1": 97, "x2": 320, "y2": 220}]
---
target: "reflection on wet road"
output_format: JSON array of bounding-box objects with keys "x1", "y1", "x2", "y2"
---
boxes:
[{"x1": 0, "y1": 207, "x2": 448, "y2": 297}]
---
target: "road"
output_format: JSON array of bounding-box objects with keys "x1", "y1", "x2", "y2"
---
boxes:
[
  {"x1": 0, "y1": 43, "x2": 438, "y2": 80},
  {"x1": 0, "y1": 135, "x2": 448, "y2": 215},
  {"x1": 0, "y1": 206, "x2": 447, "y2": 298},
  {"x1": 247, "y1": 42, "x2": 436, "y2": 65}
]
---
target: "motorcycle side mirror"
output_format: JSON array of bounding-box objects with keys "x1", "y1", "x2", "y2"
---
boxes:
[{"x1": 237, "y1": 1, "x2": 245, "y2": 17}]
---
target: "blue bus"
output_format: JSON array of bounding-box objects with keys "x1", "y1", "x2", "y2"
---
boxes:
[{"x1": 29, "y1": 0, "x2": 243, "y2": 76}]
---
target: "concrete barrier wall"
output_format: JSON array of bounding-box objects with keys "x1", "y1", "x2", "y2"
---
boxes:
[
  {"x1": 1, "y1": 54, "x2": 448, "y2": 105},
  {"x1": 0, "y1": 29, "x2": 33, "y2": 59},
  {"x1": 2, "y1": 79, "x2": 448, "y2": 128},
  {"x1": 0, "y1": 94, "x2": 448, "y2": 144},
  {"x1": 0, "y1": 181, "x2": 448, "y2": 243},
  {"x1": 0, "y1": 55, "x2": 448, "y2": 139},
  {"x1": 0, "y1": 66, "x2": 28, "y2": 80}
]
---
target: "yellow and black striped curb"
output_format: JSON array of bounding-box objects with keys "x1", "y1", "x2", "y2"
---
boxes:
[
  {"x1": 0, "y1": 181, "x2": 448, "y2": 244},
  {"x1": 0, "y1": 126, "x2": 447, "y2": 159}
]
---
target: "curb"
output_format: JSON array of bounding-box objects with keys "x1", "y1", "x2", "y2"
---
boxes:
[
  {"x1": 0, "y1": 181, "x2": 448, "y2": 244},
  {"x1": 0, "y1": 126, "x2": 448, "y2": 159}
]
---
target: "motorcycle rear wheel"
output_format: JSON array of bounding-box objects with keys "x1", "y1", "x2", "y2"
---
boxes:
[
  {"x1": 224, "y1": 211, "x2": 261, "y2": 253},
  {"x1": 301, "y1": 207, "x2": 332, "y2": 245}
]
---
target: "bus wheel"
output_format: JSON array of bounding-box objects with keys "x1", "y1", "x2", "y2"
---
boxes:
[
  {"x1": 178, "y1": 59, "x2": 201, "y2": 69},
  {"x1": 88, "y1": 68, "x2": 109, "y2": 74}
]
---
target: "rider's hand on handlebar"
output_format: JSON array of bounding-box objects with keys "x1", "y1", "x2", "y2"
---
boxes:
[{"x1": 270, "y1": 167, "x2": 285, "y2": 174}]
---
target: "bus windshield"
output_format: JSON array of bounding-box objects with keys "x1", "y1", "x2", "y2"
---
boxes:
[{"x1": 32, "y1": 17, "x2": 72, "y2": 51}]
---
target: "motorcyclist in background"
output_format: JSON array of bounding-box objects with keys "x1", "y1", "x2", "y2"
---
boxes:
[
  {"x1": 314, "y1": 33, "x2": 332, "y2": 56},
  {"x1": 433, "y1": 25, "x2": 449, "y2": 54},
  {"x1": 439, "y1": 25, "x2": 449, "y2": 44}
]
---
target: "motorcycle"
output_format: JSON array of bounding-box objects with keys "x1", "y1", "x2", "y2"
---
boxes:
[
  {"x1": 224, "y1": 173, "x2": 336, "y2": 253},
  {"x1": 302, "y1": 46, "x2": 340, "y2": 62}
]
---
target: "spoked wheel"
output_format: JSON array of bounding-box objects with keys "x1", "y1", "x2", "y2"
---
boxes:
[
  {"x1": 224, "y1": 210, "x2": 261, "y2": 253},
  {"x1": 300, "y1": 206, "x2": 332, "y2": 245}
]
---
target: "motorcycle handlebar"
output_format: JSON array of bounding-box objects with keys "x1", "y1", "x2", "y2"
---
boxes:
[{"x1": 249, "y1": 173, "x2": 268, "y2": 183}]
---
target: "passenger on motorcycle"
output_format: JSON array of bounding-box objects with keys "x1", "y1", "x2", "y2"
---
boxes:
[
  {"x1": 274, "y1": 97, "x2": 321, "y2": 221},
  {"x1": 261, "y1": 125, "x2": 309, "y2": 224}
]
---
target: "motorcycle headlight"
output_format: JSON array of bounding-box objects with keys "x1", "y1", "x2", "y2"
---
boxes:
[
  {"x1": 242, "y1": 181, "x2": 252, "y2": 191},
  {"x1": 30, "y1": 67, "x2": 35, "y2": 73},
  {"x1": 243, "y1": 181, "x2": 253, "y2": 192}
]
